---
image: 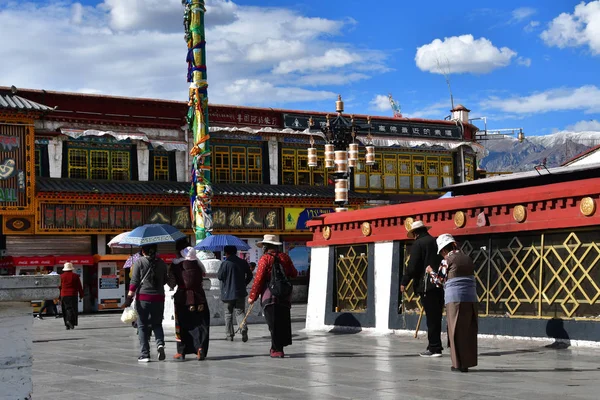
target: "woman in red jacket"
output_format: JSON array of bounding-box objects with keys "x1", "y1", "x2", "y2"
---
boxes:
[
  {"x1": 248, "y1": 235, "x2": 297, "y2": 358},
  {"x1": 60, "y1": 262, "x2": 84, "y2": 330}
]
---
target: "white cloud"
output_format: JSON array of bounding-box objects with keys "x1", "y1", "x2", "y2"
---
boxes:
[
  {"x1": 369, "y1": 95, "x2": 390, "y2": 112},
  {"x1": 481, "y1": 85, "x2": 600, "y2": 114},
  {"x1": 517, "y1": 56, "x2": 532, "y2": 67},
  {"x1": 566, "y1": 119, "x2": 600, "y2": 131},
  {"x1": 415, "y1": 34, "x2": 517, "y2": 74},
  {"x1": 524, "y1": 20, "x2": 540, "y2": 32},
  {"x1": 0, "y1": 1, "x2": 388, "y2": 106},
  {"x1": 511, "y1": 7, "x2": 537, "y2": 22},
  {"x1": 540, "y1": 0, "x2": 600, "y2": 54}
]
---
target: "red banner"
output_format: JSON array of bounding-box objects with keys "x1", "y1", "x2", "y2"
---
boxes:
[
  {"x1": 13, "y1": 256, "x2": 56, "y2": 266},
  {"x1": 159, "y1": 254, "x2": 177, "y2": 264},
  {"x1": 55, "y1": 255, "x2": 95, "y2": 265}
]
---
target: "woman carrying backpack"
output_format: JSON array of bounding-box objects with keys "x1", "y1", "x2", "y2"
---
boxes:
[{"x1": 248, "y1": 235, "x2": 298, "y2": 358}]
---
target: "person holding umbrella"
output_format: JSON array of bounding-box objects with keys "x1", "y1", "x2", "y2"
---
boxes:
[
  {"x1": 248, "y1": 235, "x2": 298, "y2": 358},
  {"x1": 124, "y1": 244, "x2": 169, "y2": 363}
]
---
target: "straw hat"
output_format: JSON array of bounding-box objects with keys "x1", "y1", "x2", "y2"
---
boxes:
[
  {"x1": 436, "y1": 234, "x2": 456, "y2": 254},
  {"x1": 406, "y1": 220, "x2": 431, "y2": 239},
  {"x1": 182, "y1": 246, "x2": 198, "y2": 261},
  {"x1": 63, "y1": 262, "x2": 74, "y2": 272},
  {"x1": 256, "y1": 234, "x2": 282, "y2": 248}
]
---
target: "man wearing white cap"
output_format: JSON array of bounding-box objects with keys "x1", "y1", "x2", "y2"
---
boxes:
[{"x1": 400, "y1": 220, "x2": 444, "y2": 357}]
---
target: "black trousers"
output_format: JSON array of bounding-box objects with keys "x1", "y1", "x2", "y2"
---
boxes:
[
  {"x1": 422, "y1": 288, "x2": 444, "y2": 353},
  {"x1": 40, "y1": 300, "x2": 58, "y2": 316},
  {"x1": 263, "y1": 303, "x2": 292, "y2": 352}
]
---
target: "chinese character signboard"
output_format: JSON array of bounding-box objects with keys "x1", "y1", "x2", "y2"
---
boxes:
[
  {"x1": 209, "y1": 106, "x2": 280, "y2": 128},
  {"x1": 0, "y1": 121, "x2": 34, "y2": 213},
  {"x1": 212, "y1": 208, "x2": 280, "y2": 231},
  {"x1": 38, "y1": 204, "x2": 192, "y2": 233},
  {"x1": 283, "y1": 114, "x2": 462, "y2": 140},
  {"x1": 284, "y1": 207, "x2": 334, "y2": 230}
]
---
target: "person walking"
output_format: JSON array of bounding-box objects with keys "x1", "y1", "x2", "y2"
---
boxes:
[
  {"x1": 248, "y1": 235, "x2": 298, "y2": 358},
  {"x1": 400, "y1": 221, "x2": 444, "y2": 357},
  {"x1": 168, "y1": 246, "x2": 210, "y2": 361},
  {"x1": 37, "y1": 299, "x2": 59, "y2": 319},
  {"x1": 59, "y1": 263, "x2": 84, "y2": 330},
  {"x1": 218, "y1": 245, "x2": 253, "y2": 342},
  {"x1": 124, "y1": 244, "x2": 168, "y2": 363},
  {"x1": 427, "y1": 234, "x2": 478, "y2": 372}
]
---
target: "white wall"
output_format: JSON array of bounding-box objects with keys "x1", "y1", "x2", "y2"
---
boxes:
[
  {"x1": 48, "y1": 138, "x2": 63, "y2": 178},
  {"x1": 268, "y1": 137, "x2": 278, "y2": 185},
  {"x1": 305, "y1": 246, "x2": 330, "y2": 331},
  {"x1": 175, "y1": 151, "x2": 186, "y2": 182},
  {"x1": 374, "y1": 242, "x2": 394, "y2": 332},
  {"x1": 137, "y1": 142, "x2": 149, "y2": 181}
]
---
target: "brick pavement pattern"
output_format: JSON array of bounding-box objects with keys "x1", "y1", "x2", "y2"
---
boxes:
[{"x1": 31, "y1": 307, "x2": 600, "y2": 400}]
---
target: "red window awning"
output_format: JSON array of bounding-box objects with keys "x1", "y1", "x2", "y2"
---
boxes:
[
  {"x1": 55, "y1": 255, "x2": 95, "y2": 265},
  {"x1": 13, "y1": 256, "x2": 56, "y2": 267}
]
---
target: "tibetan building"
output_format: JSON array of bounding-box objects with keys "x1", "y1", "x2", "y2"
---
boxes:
[{"x1": 0, "y1": 86, "x2": 481, "y2": 312}]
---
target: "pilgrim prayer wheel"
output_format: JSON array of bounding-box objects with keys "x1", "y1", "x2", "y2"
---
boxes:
[
  {"x1": 334, "y1": 179, "x2": 349, "y2": 203},
  {"x1": 348, "y1": 143, "x2": 358, "y2": 168},
  {"x1": 365, "y1": 145, "x2": 376, "y2": 165},
  {"x1": 325, "y1": 144, "x2": 335, "y2": 168},
  {"x1": 334, "y1": 150, "x2": 348, "y2": 173},
  {"x1": 307, "y1": 147, "x2": 318, "y2": 167}
]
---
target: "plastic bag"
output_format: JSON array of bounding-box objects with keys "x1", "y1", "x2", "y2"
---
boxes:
[{"x1": 121, "y1": 305, "x2": 138, "y2": 324}]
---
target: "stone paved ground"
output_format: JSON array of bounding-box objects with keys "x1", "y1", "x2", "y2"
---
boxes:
[{"x1": 32, "y1": 307, "x2": 600, "y2": 400}]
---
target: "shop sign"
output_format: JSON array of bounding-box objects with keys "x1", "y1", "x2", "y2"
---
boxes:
[
  {"x1": 284, "y1": 207, "x2": 334, "y2": 230},
  {"x1": 13, "y1": 256, "x2": 55, "y2": 266},
  {"x1": 210, "y1": 107, "x2": 280, "y2": 128},
  {"x1": 55, "y1": 256, "x2": 95, "y2": 265},
  {"x1": 40, "y1": 204, "x2": 192, "y2": 232},
  {"x1": 283, "y1": 114, "x2": 462, "y2": 140},
  {"x1": 212, "y1": 208, "x2": 280, "y2": 230}
]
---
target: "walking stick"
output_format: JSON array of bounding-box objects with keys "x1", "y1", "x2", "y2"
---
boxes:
[
  {"x1": 236, "y1": 302, "x2": 255, "y2": 333},
  {"x1": 414, "y1": 306, "x2": 424, "y2": 339}
]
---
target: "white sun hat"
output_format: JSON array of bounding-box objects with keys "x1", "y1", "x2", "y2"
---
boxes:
[
  {"x1": 406, "y1": 220, "x2": 431, "y2": 239},
  {"x1": 436, "y1": 234, "x2": 456, "y2": 254},
  {"x1": 256, "y1": 234, "x2": 282, "y2": 248}
]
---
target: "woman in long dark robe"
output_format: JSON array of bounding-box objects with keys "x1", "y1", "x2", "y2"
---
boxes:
[
  {"x1": 248, "y1": 235, "x2": 298, "y2": 358},
  {"x1": 168, "y1": 246, "x2": 210, "y2": 361},
  {"x1": 427, "y1": 233, "x2": 478, "y2": 372}
]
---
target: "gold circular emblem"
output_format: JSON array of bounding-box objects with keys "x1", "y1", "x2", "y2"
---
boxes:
[
  {"x1": 361, "y1": 222, "x2": 372, "y2": 237},
  {"x1": 580, "y1": 197, "x2": 596, "y2": 217},
  {"x1": 513, "y1": 205, "x2": 527, "y2": 223},
  {"x1": 454, "y1": 211, "x2": 466, "y2": 228},
  {"x1": 322, "y1": 226, "x2": 331, "y2": 240},
  {"x1": 404, "y1": 217, "x2": 414, "y2": 232}
]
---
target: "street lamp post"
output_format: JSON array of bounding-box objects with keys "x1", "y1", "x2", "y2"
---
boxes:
[{"x1": 308, "y1": 95, "x2": 374, "y2": 212}]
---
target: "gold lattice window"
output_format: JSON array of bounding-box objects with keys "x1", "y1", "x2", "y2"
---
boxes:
[
  {"x1": 383, "y1": 154, "x2": 397, "y2": 191},
  {"x1": 465, "y1": 157, "x2": 474, "y2": 181},
  {"x1": 335, "y1": 244, "x2": 369, "y2": 312},
  {"x1": 214, "y1": 146, "x2": 230, "y2": 183},
  {"x1": 153, "y1": 154, "x2": 170, "y2": 181},
  {"x1": 426, "y1": 156, "x2": 440, "y2": 190},
  {"x1": 68, "y1": 149, "x2": 88, "y2": 179},
  {"x1": 412, "y1": 156, "x2": 425, "y2": 191},
  {"x1": 368, "y1": 153, "x2": 383, "y2": 191},
  {"x1": 111, "y1": 151, "x2": 130, "y2": 180},
  {"x1": 312, "y1": 150, "x2": 326, "y2": 186},
  {"x1": 247, "y1": 148, "x2": 262, "y2": 184},
  {"x1": 297, "y1": 149, "x2": 310, "y2": 185},
  {"x1": 354, "y1": 157, "x2": 368, "y2": 189},
  {"x1": 398, "y1": 155, "x2": 411, "y2": 191},
  {"x1": 90, "y1": 150, "x2": 109, "y2": 180},
  {"x1": 441, "y1": 156, "x2": 453, "y2": 187},
  {"x1": 282, "y1": 148, "x2": 296, "y2": 185},
  {"x1": 231, "y1": 147, "x2": 246, "y2": 183}
]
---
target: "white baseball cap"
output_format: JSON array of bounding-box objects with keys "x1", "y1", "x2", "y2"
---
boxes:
[{"x1": 436, "y1": 234, "x2": 456, "y2": 254}]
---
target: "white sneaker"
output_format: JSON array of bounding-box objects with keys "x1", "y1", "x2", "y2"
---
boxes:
[
  {"x1": 138, "y1": 356, "x2": 150, "y2": 363},
  {"x1": 157, "y1": 345, "x2": 165, "y2": 361}
]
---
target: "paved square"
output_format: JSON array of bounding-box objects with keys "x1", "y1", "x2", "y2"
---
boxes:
[{"x1": 32, "y1": 308, "x2": 600, "y2": 399}]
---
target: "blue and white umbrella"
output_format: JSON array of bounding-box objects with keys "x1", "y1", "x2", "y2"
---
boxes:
[
  {"x1": 119, "y1": 224, "x2": 187, "y2": 246},
  {"x1": 194, "y1": 234, "x2": 251, "y2": 252}
]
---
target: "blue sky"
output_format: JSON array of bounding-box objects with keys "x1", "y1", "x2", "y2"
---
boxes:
[{"x1": 1, "y1": 0, "x2": 599, "y2": 137}]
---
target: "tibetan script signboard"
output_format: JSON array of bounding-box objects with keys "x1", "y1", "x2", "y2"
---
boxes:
[
  {"x1": 283, "y1": 114, "x2": 462, "y2": 140},
  {"x1": 212, "y1": 207, "x2": 281, "y2": 231},
  {"x1": 0, "y1": 121, "x2": 35, "y2": 213},
  {"x1": 38, "y1": 204, "x2": 192, "y2": 233}
]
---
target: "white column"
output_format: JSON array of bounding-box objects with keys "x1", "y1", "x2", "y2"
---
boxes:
[
  {"x1": 48, "y1": 138, "x2": 63, "y2": 178},
  {"x1": 96, "y1": 235, "x2": 106, "y2": 256},
  {"x1": 137, "y1": 143, "x2": 149, "y2": 181},
  {"x1": 175, "y1": 151, "x2": 186, "y2": 182},
  {"x1": 268, "y1": 137, "x2": 278, "y2": 185},
  {"x1": 374, "y1": 242, "x2": 394, "y2": 332},
  {"x1": 305, "y1": 246, "x2": 330, "y2": 331}
]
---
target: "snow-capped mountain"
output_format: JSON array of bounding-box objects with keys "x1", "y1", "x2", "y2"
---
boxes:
[{"x1": 479, "y1": 130, "x2": 600, "y2": 172}]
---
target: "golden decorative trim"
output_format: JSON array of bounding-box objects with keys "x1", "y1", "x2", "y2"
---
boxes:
[
  {"x1": 361, "y1": 222, "x2": 371, "y2": 237},
  {"x1": 454, "y1": 211, "x2": 466, "y2": 228},
  {"x1": 513, "y1": 205, "x2": 527, "y2": 223},
  {"x1": 404, "y1": 217, "x2": 414, "y2": 232},
  {"x1": 580, "y1": 197, "x2": 596, "y2": 217},
  {"x1": 322, "y1": 226, "x2": 331, "y2": 240}
]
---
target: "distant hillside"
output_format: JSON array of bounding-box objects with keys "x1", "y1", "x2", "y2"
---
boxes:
[{"x1": 479, "y1": 130, "x2": 600, "y2": 172}]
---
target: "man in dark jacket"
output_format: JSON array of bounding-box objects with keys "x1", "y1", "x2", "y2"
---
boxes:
[
  {"x1": 400, "y1": 221, "x2": 444, "y2": 357},
  {"x1": 218, "y1": 245, "x2": 253, "y2": 342}
]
